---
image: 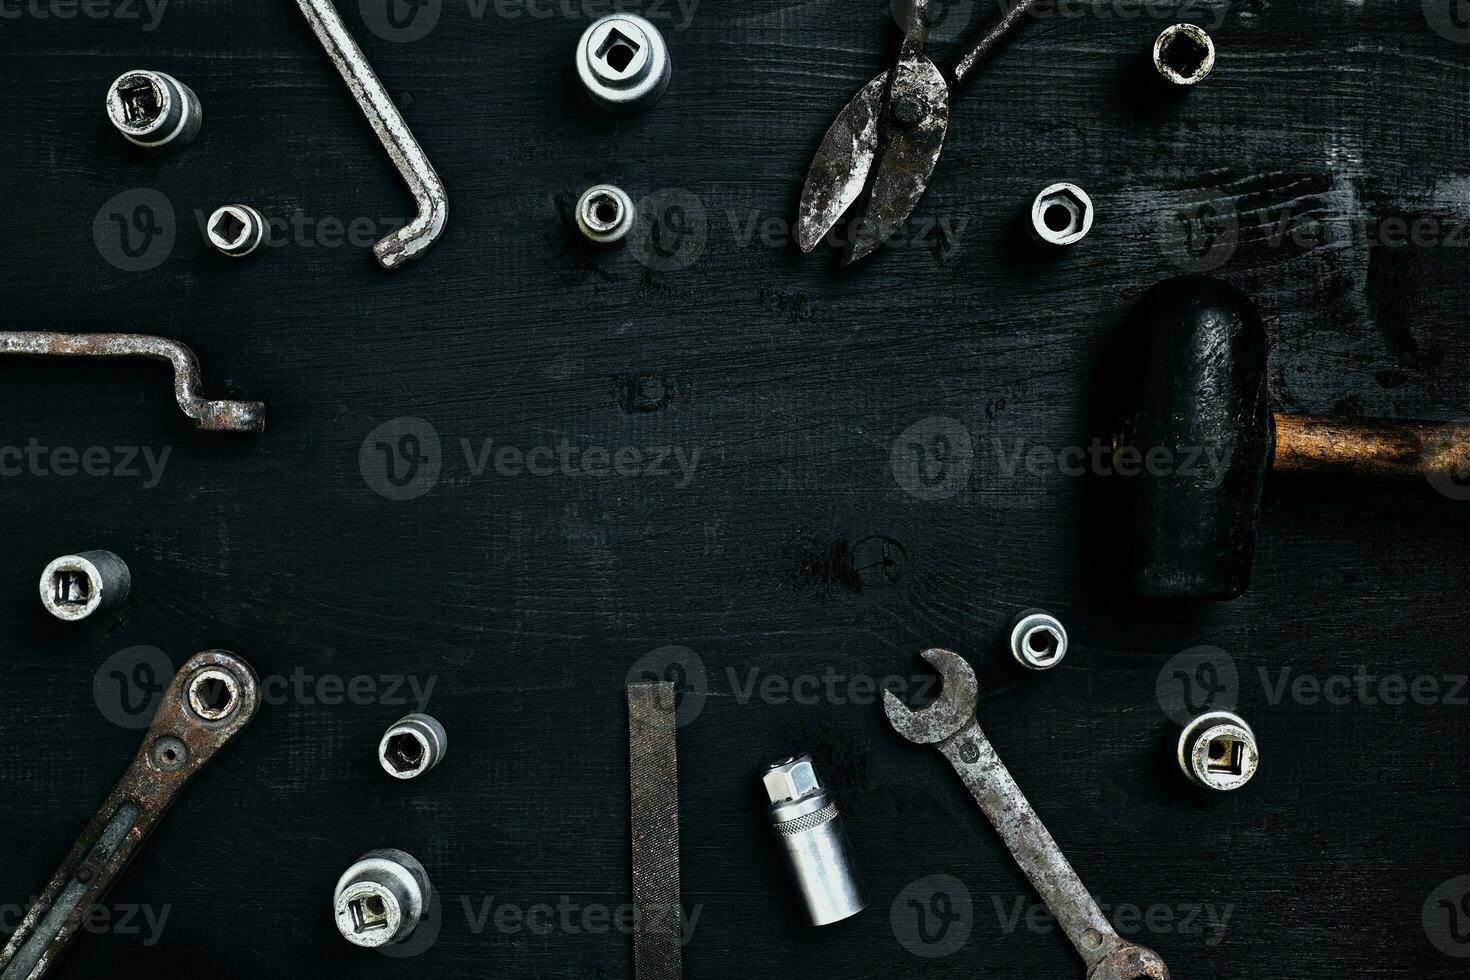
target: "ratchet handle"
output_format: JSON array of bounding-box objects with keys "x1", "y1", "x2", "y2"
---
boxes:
[{"x1": 0, "y1": 651, "x2": 259, "y2": 980}]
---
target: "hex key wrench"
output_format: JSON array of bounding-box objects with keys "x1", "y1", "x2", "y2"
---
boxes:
[
  {"x1": 296, "y1": 0, "x2": 448, "y2": 269},
  {"x1": 0, "y1": 332, "x2": 264, "y2": 432},
  {"x1": 0, "y1": 651, "x2": 260, "y2": 980}
]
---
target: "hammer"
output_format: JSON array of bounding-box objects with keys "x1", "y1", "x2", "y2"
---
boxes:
[{"x1": 1109, "y1": 275, "x2": 1470, "y2": 600}]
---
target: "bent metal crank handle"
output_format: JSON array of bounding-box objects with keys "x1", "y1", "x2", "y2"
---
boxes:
[{"x1": 0, "y1": 651, "x2": 260, "y2": 980}]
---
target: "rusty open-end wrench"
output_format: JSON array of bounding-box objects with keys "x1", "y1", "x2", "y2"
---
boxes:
[
  {"x1": 0, "y1": 651, "x2": 260, "y2": 980},
  {"x1": 884, "y1": 648, "x2": 1169, "y2": 980}
]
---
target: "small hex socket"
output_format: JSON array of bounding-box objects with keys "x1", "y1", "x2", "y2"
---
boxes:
[
  {"x1": 39, "y1": 551, "x2": 131, "y2": 622},
  {"x1": 1029, "y1": 183, "x2": 1093, "y2": 247},
  {"x1": 763, "y1": 754, "x2": 866, "y2": 926},
  {"x1": 333, "y1": 849, "x2": 432, "y2": 948},
  {"x1": 1009, "y1": 609, "x2": 1068, "y2": 670},
  {"x1": 1177, "y1": 710, "x2": 1258, "y2": 791},
  {"x1": 1153, "y1": 24, "x2": 1216, "y2": 88},
  {"x1": 378, "y1": 713, "x2": 447, "y2": 779},
  {"x1": 575, "y1": 184, "x2": 636, "y2": 245},
  {"x1": 576, "y1": 13, "x2": 671, "y2": 113},
  {"x1": 106, "y1": 70, "x2": 202, "y2": 152},
  {"x1": 206, "y1": 205, "x2": 266, "y2": 257}
]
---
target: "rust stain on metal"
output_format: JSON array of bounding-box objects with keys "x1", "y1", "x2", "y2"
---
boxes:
[
  {"x1": 0, "y1": 332, "x2": 264, "y2": 432},
  {"x1": 0, "y1": 651, "x2": 260, "y2": 980}
]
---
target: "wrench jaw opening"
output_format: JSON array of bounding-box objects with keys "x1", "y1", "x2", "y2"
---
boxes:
[
  {"x1": 1088, "y1": 941, "x2": 1169, "y2": 980},
  {"x1": 881, "y1": 647, "x2": 978, "y2": 744}
]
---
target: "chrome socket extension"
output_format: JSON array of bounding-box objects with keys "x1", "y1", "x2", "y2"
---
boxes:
[{"x1": 763, "y1": 754, "x2": 866, "y2": 926}]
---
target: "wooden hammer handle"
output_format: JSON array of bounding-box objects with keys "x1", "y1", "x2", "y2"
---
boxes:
[{"x1": 1272, "y1": 413, "x2": 1470, "y2": 481}]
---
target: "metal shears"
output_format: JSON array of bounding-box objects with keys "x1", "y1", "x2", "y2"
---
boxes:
[{"x1": 796, "y1": 0, "x2": 1040, "y2": 265}]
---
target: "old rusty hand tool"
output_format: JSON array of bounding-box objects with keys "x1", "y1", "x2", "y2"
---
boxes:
[
  {"x1": 1110, "y1": 275, "x2": 1470, "y2": 599},
  {"x1": 296, "y1": 0, "x2": 448, "y2": 269},
  {"x1": 0, "y1": 651, "x2": 260, "y2": 980},
  {"x1": 0, "y1": 332, "x2": 264, "y2": 432},
  {"x1": 627, "y1": 682, "x2": 682, "y2": 979},
  {"x1": 797, "y1": 0, "x2": 1041, "y2": 265},
  {"x1": 884, "y1": 648, "x2": 1168, "y2": 980}
]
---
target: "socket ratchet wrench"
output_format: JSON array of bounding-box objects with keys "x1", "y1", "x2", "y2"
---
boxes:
[
  {"x1": 884, "y1": 648, "x2": 1168, "y2": 980},
  {"x1": 0, "y1": 651, "x2": 260, "y2": 980}
]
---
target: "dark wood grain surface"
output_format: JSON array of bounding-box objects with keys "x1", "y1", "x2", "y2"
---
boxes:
[{"x1": 1, "y1": 1, "x2": 1467, "y2": 977}]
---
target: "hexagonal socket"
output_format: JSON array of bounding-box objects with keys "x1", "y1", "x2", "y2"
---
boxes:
[
  {"x1": 105, "y1": 70, "x2": 201, "y2": 152},
  {"x1": 333, "y1": 849, "x2": 432, "y2": 948},
  {"x1": 575, "y1": 184, "x2": 636, "y2": 245},
  {"x1": 206, "y1": 205, "x2": 266, "y2": 258},
  {"x1": 1152, "y1": 24, "x2": 1216, "y2": 87},
  {"x1": 1029, "y1": 183, "x2": 1094, "y2": 247},
  {"x1": 1177, "y1": 710, "x2": 1258, "y2": 791},
  {"x1": 1009, "y1": 609, "x2": 1068, "y2": 670},
  {"x1": 39, "y1": 551, "x2": 131, "y2": 622},
  {"x1": 378, "y1": 713, "x2": 447, "y2": 779},
  {"x1": 576, "y1": 13, "x2": 671, "y2": 113}
]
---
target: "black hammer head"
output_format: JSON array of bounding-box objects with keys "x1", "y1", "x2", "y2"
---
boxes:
[{"x1": 1111, "y1": 276, "x2": 1272, "y2": 600}]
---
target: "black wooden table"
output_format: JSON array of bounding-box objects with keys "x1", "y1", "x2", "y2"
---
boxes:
[{"x1": 2, "y1": 1, "x2": 1467, "y2": 977}]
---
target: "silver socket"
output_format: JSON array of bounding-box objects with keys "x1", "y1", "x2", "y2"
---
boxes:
[
  {"x1": 1009, "y1": 608, "x2": 1068, "y2": 671},
  {"x1": 1153, "y1": 24, "x2": 1216, "y2": 87},
  {"x1": 575, "y1": 184, "x2": 636, "y2": 245},
  {"x1": 106, "y1": 70, "x2": 202, "y2": 152},
  {"x1": 1177, "y1": 710, "x2": 1258, "y2": 791},
  {"x1": 333, "y1": 849, "x2": 432, "y2": 948},
  {"x1": 1029, "y1": 182, "x2": 1093, "y2": 247},
  {"x1": 206, "y1": 205, "x2": 266, "y2": 257},
  {"x1": 378, "y1": 713, "x2": 447, "y2": 779},
  {"x1": 39, "y1": 551, "x2": 131, "y2": 622},
  {"x1": 763, "y1": 755, "x2": 866, "y2": 926},
  {"x1": 575, "y1": 14, "x2": 671, "y2": 113}
]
